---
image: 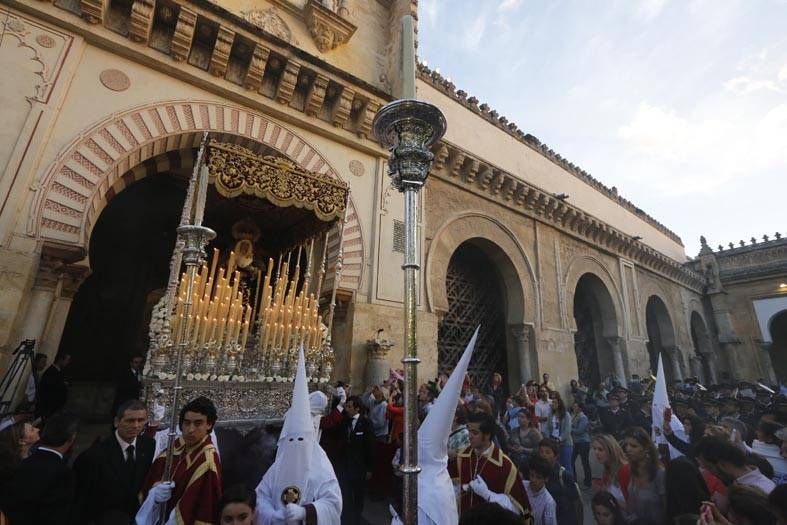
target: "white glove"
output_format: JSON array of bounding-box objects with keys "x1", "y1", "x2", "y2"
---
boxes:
[
  {"x1": 284, "y1": 503, "x2": 306, "y2": 523},
  {"x1": 151, "y1": 481, "x2": 175, "y2": 503},
  {"x1": 468, "y1": 476, "x2": 492, "y2": 501},
  {"x1": 152, "y1": 401, "x2": 166, "y2": 423}
]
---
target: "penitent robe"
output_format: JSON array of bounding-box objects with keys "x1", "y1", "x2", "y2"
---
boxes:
[
  {"x1": 449, "y1": 444, "x2": 532, "y2": 520},
  {"x1": 138, "y1": 435, "x2": 222, "y2": 525}
]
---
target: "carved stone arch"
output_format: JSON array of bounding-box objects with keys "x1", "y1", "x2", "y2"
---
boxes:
[
  {"x1": 425, "y1": 211, "x2": 538, "y2": 325},
  {"x1": 30, "y1": 99, "x2": 364, "y2": 290},
  {"x1": 563, "y1": 255, "x2": 624, "y2": 337}
]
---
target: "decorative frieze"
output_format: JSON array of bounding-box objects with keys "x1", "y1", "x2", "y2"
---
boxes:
[
  {"x1": 170, "y1": 6, "x2": 196, "y2": 62},
  {"x1": 208, "y1": 26, "x2": 235, "y2": 77},
  {"x1": 80, "y1": 0, "x2": 106, "y2": 24}
]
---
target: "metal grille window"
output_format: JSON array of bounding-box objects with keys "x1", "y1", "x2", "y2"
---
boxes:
[{"x1": 437, "y1": 244, "x2": 507, "y2": 388}]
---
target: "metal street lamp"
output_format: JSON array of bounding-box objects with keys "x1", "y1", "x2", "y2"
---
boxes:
[{"x1": 373, "y1": 99, "x2": 446, "y2": 524}]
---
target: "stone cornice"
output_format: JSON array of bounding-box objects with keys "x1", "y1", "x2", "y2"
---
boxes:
[
  {"x1": 416, "y1": 62, "x2": 683, "y2": 247},
  {"x1": 430, "y1": 140, "x2": 704, "y2": 291},
  {"x1": 22, "y1": 0, "x2": 390, "y2": 142}
]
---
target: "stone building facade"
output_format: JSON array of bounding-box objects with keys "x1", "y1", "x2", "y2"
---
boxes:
[{"x1": 0, "y1": 0, "x2": 782, "y2": 414}]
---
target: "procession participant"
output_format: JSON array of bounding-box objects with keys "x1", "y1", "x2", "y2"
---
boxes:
[
  {"x1": 450, "y1": 411, "x2": 532, "y2": 520},
  {"x1": 390, "y1": 327, "x2": 483, "y2": 524},
  {"x1": 136, "y1": 396, "x2": 222, "y2": 525},
  {"x1": 255, "y1": 348, "x2": 342, "y2": 525}
]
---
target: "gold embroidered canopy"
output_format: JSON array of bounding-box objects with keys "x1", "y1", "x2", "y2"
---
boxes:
[{"x1": 206, "y1": 140, "x2": 348, "y2": 222}]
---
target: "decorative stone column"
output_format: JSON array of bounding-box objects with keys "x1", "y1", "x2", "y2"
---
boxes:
[
  {"x1": 665, "y1": 346, "x2": 684, "y2": 381},
  {"x1": 511, "y1": 325, "x2": 533, "y2": 384},
  {"x1": 605, "y1": 336, "x2": 627, "y2": 384},
  {"x1": 365, "y1": 332, "x2": 395, "y2": 387},
  {"x1": 758, "y1": 343, "x2": 778, "y2": 385}
]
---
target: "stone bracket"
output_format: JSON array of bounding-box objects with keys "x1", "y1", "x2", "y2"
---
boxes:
[{"x1": 303, "y1": 0, "x2": 357, "y2": 53}]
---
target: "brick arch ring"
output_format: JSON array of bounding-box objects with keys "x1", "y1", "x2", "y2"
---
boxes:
[{"x1": 30, "y1": 99, "x2": 364, "y2": 291}]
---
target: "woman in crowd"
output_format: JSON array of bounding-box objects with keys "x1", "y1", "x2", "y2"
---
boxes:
[
  {"x1": 592, "y1": 434, "x2": 630, "y2": 506},
  {"x1": 663, "y1": 413, "x2": 706, "y2": 459},
  {"x1": 570, "y1": 401, "x2": 592, "y2": 488},
  {"x1": 665, "y1": 456, "x2": 710, "y2": 523},
  {"x1": 486, "y1": 372, "x2": 506, "y2": 419},
  {"x1": 0, "y1": 420, "x2": 39, "y2": 485},
  {"x1": 508, "y1": 408, "x2": 542, "y2": 472},
  {"x1": 591, "y1": 490, "x2": 627, "y2": 525},
  {"x1": 550, "y1": 396, "x2": 573, "y2": 478},
  {"x1": 448, "y1": 405, "x2": 470, "y2": 457},
  {"x1": 622, "y1": 426, "x2": 665, "y2": 524},
  {"x1": 699, "y1": 484, "x2": 778, "y2": 525},
  {"x1": 219, "y1": 484, "x2": 256, "y2": 525}
]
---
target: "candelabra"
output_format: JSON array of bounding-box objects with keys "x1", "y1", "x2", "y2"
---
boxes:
[{"x1": 373, "y1": 99, "x2": 445, "y2": 524}]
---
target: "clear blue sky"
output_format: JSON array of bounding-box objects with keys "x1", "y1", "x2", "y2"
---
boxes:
[{"x1": 418, "y1": 0, "x2": 787, "y2": 257}]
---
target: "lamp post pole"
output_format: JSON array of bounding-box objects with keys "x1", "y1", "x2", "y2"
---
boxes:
[{"x1": 373, "y1": 99, "x2": 445, "y2": 524}]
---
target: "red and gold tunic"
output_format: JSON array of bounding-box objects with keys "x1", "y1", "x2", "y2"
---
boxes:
[
  {"x1": 449, "y1": 443, "x2": 532, "y2": 520},
  {"x1": 141, "y1": 435, "x2": 222, "y2": 525}
]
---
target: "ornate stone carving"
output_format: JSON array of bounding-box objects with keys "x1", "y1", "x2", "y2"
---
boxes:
[
  {"x1": 171, "y1": 7, "x2": 197, "y2": 62},
  {"x1": 129, "y1": 0, "x2": 155, "y2": 44},
  {"x1": 80, "y1": 0, "x2": 107, "y2": 24},
  {"x1": 275, "y1": 60, "x2": 300, "y2": 105},
  {"x1": 35, "y1": 34, "x2": 55, "y2": 48},
  {"x1": 365, "y1": 331, "x2": 395, "y2": 387},
  {"x1": 358, "y1": 100, "x2": 381, "y2": 139},
  {"x1": 304, "y1": 73, "x2": 329, "y2": 116},
  {"x1": 99, "y1": 69, "x2": 130, "y2": 91},
  {"x1": 304, "y1": 0, "x2": 357, "y2": 53},
  {"x1": 206, "y1": 141, "x2": 348, "y2": 222},
  {"x1": 332, "y1": 86, "x2": 354, "y2": 128},
  {"x1": 1, "y1": 13, "x2": 55, "y2": 102},
  {"x1": 244, "y1": 44, "x2": 269, "y2": 91},
  {"x1": 348, "y1": 160, "x2": 364, "y2": 177},
  {"x1": 208, "y1": 26, "x2": 234, "y2": 77},
  {"x1": 241, "y1": 8, "x2": 292, "y2": 44}
]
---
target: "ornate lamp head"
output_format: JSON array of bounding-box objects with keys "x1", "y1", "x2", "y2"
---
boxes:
[
  {"x1": 177, "y1": 225, "x2": 217, "y2": 265},
  {"x1": 373, "y1": 99, "x2": 447, "y2": 192}
]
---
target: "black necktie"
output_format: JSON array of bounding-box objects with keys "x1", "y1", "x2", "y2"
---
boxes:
[{"x1": 125, "y1": 444, "x2": 135, "y2": 471}]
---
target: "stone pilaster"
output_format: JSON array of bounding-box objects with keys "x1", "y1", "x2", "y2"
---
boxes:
[
  {"x1": 365, "y1": 336, "x2": 395, "y2": 388},
  {"x1": 665, "y1": 345, "x2": 684, "y2": 381},
  {"x1": 758, "y1": 343, "x2": 778, "y2": 385},
  {"x1": 511, "y1": 324, "x2": 533, "y2": 384},
  {"x1": 605, "y1": 336, "x2": 627, "y2": 384}
]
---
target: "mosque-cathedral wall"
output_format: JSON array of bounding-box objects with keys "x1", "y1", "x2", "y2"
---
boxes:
[{"x1": 0, "y1": 0, "x2": 777, "y2": 404}]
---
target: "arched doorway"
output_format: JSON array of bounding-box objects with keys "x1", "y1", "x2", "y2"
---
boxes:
[
  {"x1": 769, "y1": 310, "x2": 787, "y2": 382},
  {"x1": 437, "y1": 241, "x2": 508, "y2": 390},
  {"x1": 57, "y1": 143, "x2": 343, "y2": 419},
  {"x1": 689, "y1": 311, "x2": 715, "y2": 383},
  {"x1": 645, "y1": 295, "x2": 679, "y2": 380},
  {"x1": 572, "y1": 273, "x2": 621, "y2": 388}
]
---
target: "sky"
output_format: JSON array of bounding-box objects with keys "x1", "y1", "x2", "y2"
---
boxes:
[{"x1": 417, "y1": 0, "x2": 787, "y2": 257}]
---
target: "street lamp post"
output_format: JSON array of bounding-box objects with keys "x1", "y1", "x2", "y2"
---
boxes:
[{"x1": 373, "y1": 99, "x2": 446, "y2": 524}]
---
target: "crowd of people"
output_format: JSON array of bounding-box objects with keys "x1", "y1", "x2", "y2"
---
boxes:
[{"x1": 1, "y1": 344, "x2": 786, "y2": 525}]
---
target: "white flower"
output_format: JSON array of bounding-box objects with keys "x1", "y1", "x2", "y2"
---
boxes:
[
  {"x1": 265, "y1": 376, "x2": 273, "y2": 382},
  {"x1": 236, "y1": 375, "x2": 245, "y2": 382},
  {"x1": 210, "y1": 374, "x2": 217, "y2": 381},
  {"x1": 186, "y1": 373, "x2": 194, "y2": 381}
]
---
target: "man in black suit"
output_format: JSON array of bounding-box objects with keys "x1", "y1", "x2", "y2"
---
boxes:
[
  {"x1": 0, "y1": 411, "x2": 78, "y2": 525},
  {"x1": 111, "y1": 355, "x2": 145, "y2": 418},
  {"x1": 599, "y1": 392, "x2": 633, "y2": 440},
  {"x1": 340, "y1": 395, "x2": 374, "y2": 525},
  {"x1": 74, "y1": 399, "x2": 155, "y2": 524},
  {"x1": 36, "y1": 352, "x2": 71, "y2": 419}
]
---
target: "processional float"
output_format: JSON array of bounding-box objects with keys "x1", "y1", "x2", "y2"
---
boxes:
[{"x1": 143, "y1": 134, "x2": 348, "y2": 426}]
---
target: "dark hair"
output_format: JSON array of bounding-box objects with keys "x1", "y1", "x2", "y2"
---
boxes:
[
  {"x1": 682, "y1": 414, "x2": 706, "y2": 445},
  {"x1": 467, "y1": 412, "x2": 495, "y2": 438},
  {"x1": 115, "y1": 399, "x2": 147, "y2": 420},
  {"x1": 573, "y1": 400, "x2": 584, "y2": 411},
  {"x1": 746, "y1": 452, "x2": 774, "y2": 479},
  {"x1": 179, "y1": 396, "x2": 217, "y2": 428},
  {"x1": 665, "y1": 456, "x2": 710, "y2": 521},
  {"x1": 40, "y1": 411, "x2": 78, "y2": 447},
  {"x1": 758, "y1": 421, "x2": 782, "y2": 443},
  {"x1": 621, "y1": 427, "x2": 660, "y2": 480},
  {"x1": 455, "y1": 404, "x2": 468, "y2": 425},
  {"x1": 538, "y1": 438, "x2": 559, "y2": 456},
  {"x1": 552, "y1": 396, "x2": 567, "y2": 420},
  {"x1": 768, "y1": 483, "x2": 787, "y2": 521},
  {"x1": 219, "y1": 484, "x2": 256, "y2": 515},
  {"x1": 458, "y1": 502, "x2": 522, "y2": 525},
  {"x1": 54, "y1": 352, "x2": 70, "y2": 363},
  {"x1": 591, "y1": 491, "x2": 627, "y2": 525},
  {"x1": 528, "y1": 456, "x2": 551, "y2": 479},
  {"x1": 346, "y1": 395, "x2": 366, "y2": 414},
  {"x1": 0, "y1": 422, "x2": 28, "y2": 482},
  {"x1": 727, "y1": 484, "x2": 777, "y2": 525},
  {"x1": 33, "y1": 353, "x2": 47, "y2": 365},
  {"x1": 695, "y1": 436, "x2": 746, "y2": 468}
]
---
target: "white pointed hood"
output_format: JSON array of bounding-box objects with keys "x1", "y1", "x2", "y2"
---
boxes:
[
  {"x1": 272, "y1": 347, "x2": 314, "y2": 502},
  {"x1": 417, "y1": 326, "x2": 479, "y2": 524}
]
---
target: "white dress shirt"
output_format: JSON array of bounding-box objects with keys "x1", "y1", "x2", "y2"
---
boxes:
[{"x1": 116, "y1": 430, "x2": 137, "y2": 460}]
